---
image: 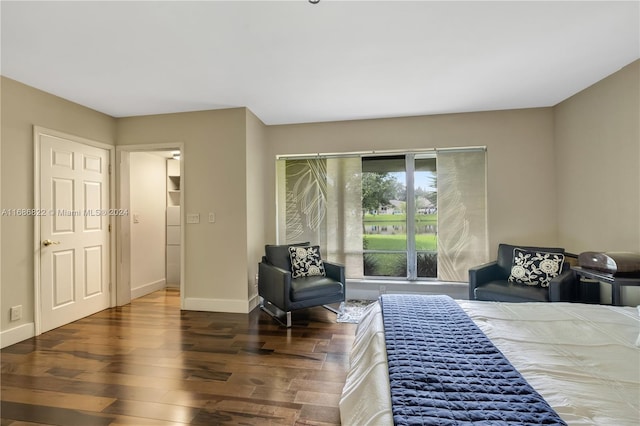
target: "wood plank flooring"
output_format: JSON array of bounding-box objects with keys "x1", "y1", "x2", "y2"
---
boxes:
[{"x1": 1, "y1": 289, "x2": 357, "y2": 425}]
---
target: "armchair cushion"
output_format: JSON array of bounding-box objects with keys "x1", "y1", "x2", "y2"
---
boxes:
[
  {"x1": 289, "y1": 245, "x2": 326, "y2": 278},
  {"x1": 473, "y1": 281, "x2": 550, "y2": 302},
  {"x1": 290, "y1": 276, "x2": 343, "y2": 302},
  {"x1": 508, "y1": 248, "x2": 565, "y2": 288}
]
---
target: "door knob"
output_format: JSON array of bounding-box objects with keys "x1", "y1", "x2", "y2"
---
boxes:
[{"x1": 42, "y1": 239, "x2": 60, "y2": 246}]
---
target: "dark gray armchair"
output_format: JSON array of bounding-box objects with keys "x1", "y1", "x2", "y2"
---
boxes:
[
  {"x1": 469, "y1": 243, "x2": 579, "y2": 302},
  {"x1": 258, "y1": 243, "x2": 345, "y2": 327}
]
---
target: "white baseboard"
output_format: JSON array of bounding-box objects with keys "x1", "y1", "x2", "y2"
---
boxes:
[
  {"x1": 183, "y1": 297, "x2": 253, "y2": 313},
  {"x1": 248, "y1": 294, "x2": 260, "y2": 312},
  {"x1": 1, "y1": 322, "x2": 35, "y2": 349},
  {"x1": 131, "y1": 278, "x2": 166, "y2": 300}
]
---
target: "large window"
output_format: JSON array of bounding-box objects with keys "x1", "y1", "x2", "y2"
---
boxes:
[
  {"x1": 276, "y1": 148, "x2": 488, "y2": 282},
  {"x1": 361, "y1": 154, "x2": 438, "y2": 279}
]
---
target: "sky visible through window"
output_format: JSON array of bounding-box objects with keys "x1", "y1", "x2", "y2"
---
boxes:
[{"x1": 390, "y1": 171, "x2": 436, "y2": 192}]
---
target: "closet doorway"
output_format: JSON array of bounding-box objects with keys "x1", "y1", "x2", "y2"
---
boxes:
[{"x1": 116, "y1": 144, "x2": 184, "y2": 308}]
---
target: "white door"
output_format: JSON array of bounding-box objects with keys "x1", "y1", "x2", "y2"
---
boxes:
[{"x1": 38, "y1": 132, "x2": 111, "y2": 333}]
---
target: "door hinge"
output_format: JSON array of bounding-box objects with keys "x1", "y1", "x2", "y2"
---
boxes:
[
  {"x1": 108, "y1": 164, "x2": 112, "y2": 174},
  {"x1": 108, "y1": 224, "x2": 111, "y2": 232}
]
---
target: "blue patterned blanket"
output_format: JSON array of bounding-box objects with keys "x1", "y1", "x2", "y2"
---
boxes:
[{"x1": 380, "y1": 294, "x2": 566, "y2": 425}]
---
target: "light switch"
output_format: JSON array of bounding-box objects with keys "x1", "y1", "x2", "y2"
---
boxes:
[
  {"x1": 133, "y1": 214, "x2": 140, "y2": 223},
  {"x1": 208, "y1": 212, "x2": 215, "y2": 223},
  {"x1": 186, "y1": 213, "x2": 200, "y2": 224}
]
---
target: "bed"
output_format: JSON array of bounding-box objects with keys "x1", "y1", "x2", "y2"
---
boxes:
[{"x1": 339, "y1": 294, "x2": 640, "y2": 425}]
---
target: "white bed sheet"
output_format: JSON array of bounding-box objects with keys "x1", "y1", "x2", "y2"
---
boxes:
[{"x1": 339, "y1": 300, "x2": 640, "y2": 426}]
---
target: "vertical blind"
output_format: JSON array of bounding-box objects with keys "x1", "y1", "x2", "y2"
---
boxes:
[
  {"x1": 276, "y1": 148, "x2": 487, "y2": 282},
  {"x1": 276, "y1": 157, "x2": 364, "y2": 277},
  {"x1": 437, "y1": 150, "x2": 488, "y2": 281}
]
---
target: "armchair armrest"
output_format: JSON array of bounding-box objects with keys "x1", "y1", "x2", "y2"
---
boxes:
[
  {"x1": 548, "y1": 269, "x2": 578, "y2": 302},
  {"x1": 323, "y1": 261, "x2": 345, "y2": 285},
  {"x1": 258, "y1": 262, "x2": 292, "y2": 311},
  {"x1": 468, "y1": 261, "x2": 501, "y2": 300}
]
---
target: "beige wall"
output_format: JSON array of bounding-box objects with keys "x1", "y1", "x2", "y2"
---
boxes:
[
  {"x1": 264, "y1": 108, "x2": 558, "y2": 254},
  {"x1": 116, "y1": 108, "x2": 252, "y2": 312},
  {"x1": 245, "y1": 110, "x2": 269, "y2": 305},
  {"x1": 555, "y1": 60, "x2": 640, "y2": 253},
  {"x1": 1, "y1": 77, "x2": 116, "y2": 340},
  {"x1": 129, "y1": 152, "x2": 167, "y2": 297},
  {"x1": 555, "y1": 60, "x2": 640, "y2": 305}
]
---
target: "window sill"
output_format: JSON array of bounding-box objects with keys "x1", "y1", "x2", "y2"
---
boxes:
[{"x1": 345, "y1": 279, "x2": 469, "y2": 301}]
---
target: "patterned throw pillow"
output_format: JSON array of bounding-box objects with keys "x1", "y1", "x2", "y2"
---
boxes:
[
  {"x1": 508, "y1": 248, "x2": 565, "y2": 288},
  {"x1": 288, "y1": 246, "x2": 326, "y2": 278}
]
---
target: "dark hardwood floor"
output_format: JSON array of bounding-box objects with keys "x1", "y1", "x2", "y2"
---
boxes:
[{"x1": 1, "y1": 289, "x2": 357, "y2": 425}]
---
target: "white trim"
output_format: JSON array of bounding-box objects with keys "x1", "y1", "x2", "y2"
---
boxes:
[
  {"x1": 248, "y1": 293, "x2": 261, "y2": 312},
  {"x1": 33, "y1": 126, "x2": 115, "y2": 336},
  {"x1": 131, "y1": 279, "x2": 167, "y2": 300},
  {"x1": 183, "y1": 297, "x2": 252, "y2": 314},
  {"x1": 0, "y1": 99, "x2": 2, "y2": 347},
  {"x1": 0, "y1": 323, "x2": 35, "y2": 349},
  {"x1": 276, "y1": 146, "x2": 487, "y2": 160},
  {"x1": 115, "y1": 143, "x2": 185, "y2": 309},
  {"x1": 179, "y1": 148, "x2": 185, "y2": 308},
  {"x1": 116, "y1": 150, "x2": 132, "y2": 307},
  {"x1": 33, "y1": 128, "x2": 40, "y2": 335}
]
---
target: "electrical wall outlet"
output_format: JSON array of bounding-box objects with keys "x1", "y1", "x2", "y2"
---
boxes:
[
  {"x1": 379, "y1": 285, "x2": 387, "y2": 294},
  {"x1": 10, "y1": 305, "x2": 22, "y2": 321},
  {"x1": 208, "y1": 212, "x2": 215, "y2": 223}
]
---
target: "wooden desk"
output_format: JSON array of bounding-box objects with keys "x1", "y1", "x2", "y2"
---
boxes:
[{"x1": 572, "y1": 266, "x2": 640, "y2": 306}]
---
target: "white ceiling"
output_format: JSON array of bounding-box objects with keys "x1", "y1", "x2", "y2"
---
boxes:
[{"x1": 2, "y1": 1, "x2": 638, "y2": 125}]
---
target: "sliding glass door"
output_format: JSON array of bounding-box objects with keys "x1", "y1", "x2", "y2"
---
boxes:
[
  {"x1": 362, "y1": 154, "x2": 438, "y2": 279},
  {"x1": 362, "y1": 156, "x2": 408, "y2": 277},
  {"x1": 276, "y1": 148, "x2": 487, "y2": 283}
]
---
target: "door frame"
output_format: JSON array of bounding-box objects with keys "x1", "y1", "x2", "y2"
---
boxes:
[
  {"x1": 33, "y1": 126, "x2": 116, "y2": 336},
  {"x1": 115, "y1": 143, "x2": 185, "y2": 308}
]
